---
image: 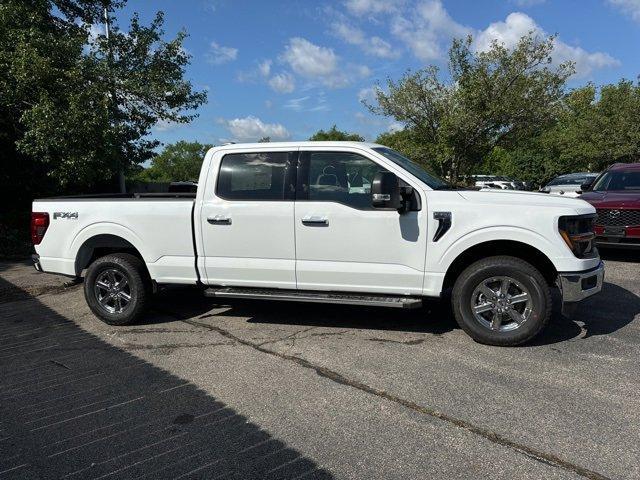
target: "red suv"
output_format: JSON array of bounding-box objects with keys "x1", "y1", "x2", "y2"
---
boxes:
[{"x1": 580, "y1": 162, "x2": 640, "y2": 248}]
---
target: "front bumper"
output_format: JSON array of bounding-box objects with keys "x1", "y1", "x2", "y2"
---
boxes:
[{"x1": 558, "y1": 261, "x2": 604, "y2": 303}]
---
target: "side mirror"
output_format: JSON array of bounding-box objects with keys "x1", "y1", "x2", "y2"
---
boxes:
[
  {"x1": 372, "y1": 171, "x2": 400, "y2": 210},
  {"x1": 371, "y1": 172, "x2": 413, "y2": 213},
  {"x1": 579, "y1": 180, "x2": 594, "y2": 193}
]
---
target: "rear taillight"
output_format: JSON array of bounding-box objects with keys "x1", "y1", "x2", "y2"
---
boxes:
[{"x1": 31, "y1": 212, "x2": 49, "y2": 245}]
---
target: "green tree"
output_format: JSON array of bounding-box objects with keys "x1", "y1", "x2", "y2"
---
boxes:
[
  {"x1": 366, "y1": 33, "x2": 574, "y2": 178},
  {"x1": 309, "y1": 125, "x2": 365, "y2": 141},
  {"x1": 539, "y1": 81, "x2": 640, "y2": 176},
  {"x1": 1, "y1": 0, "x2": 206, "y2": 197},
  {"x1": 134, "y1": 141, "x2": 213, "y2": 182}
]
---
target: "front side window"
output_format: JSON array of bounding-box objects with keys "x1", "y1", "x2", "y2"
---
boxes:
[
  {"x1": 216, "y1": 152, "x2": 294, "y2": 200},
  {"x1": 300, "y1": 151, "x2": 388, "y2": 209},
  {"x1": 592, "y1": 170, "x2": 640, "y2": 191},
  {"x1": 372, "y1": 147, "x2": 448, "y2": 189}
]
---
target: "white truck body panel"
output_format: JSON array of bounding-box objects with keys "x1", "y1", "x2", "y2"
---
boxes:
[{"x1": 33, "y1": 141, "x2": 600, "y2": 298}]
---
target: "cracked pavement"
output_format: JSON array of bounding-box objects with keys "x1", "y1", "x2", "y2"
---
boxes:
[{"x1": 1, "y1": 250, "x2": 639, "y2": 479}]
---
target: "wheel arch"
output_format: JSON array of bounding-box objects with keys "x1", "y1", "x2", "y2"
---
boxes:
[
  {"x1": 441, "y1": 240, "x2": 558, "y2": 292},
  {"x1": 74, "y1": 234, "x2": 146, "y2": 277}
]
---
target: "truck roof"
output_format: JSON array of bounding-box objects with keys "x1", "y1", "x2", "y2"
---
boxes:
[{"x1": 209, "y1": 141, "x2": 384, "y2": 151}]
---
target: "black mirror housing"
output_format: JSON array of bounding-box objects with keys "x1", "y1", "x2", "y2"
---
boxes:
[
  {"x1": 372, "y1": 171, "x2": 401, "y2": 210},
  {"x1": 579, "y1": 180, "x2": 594, "y2": 192}
]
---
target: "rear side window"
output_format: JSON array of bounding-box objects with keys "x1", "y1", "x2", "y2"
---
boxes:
[{"x1": 216, "y1": 152, "x2": 295, "y2": 200}]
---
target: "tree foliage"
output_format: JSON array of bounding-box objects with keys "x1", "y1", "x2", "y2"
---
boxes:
[
  {"x1": 368, "y1": 33, "x2": 574, "y2": 178},
  {"x1": 309, "y1": 125, "x2": 365, "y2": 142},
  {"x1": 134, "y1": 141, "x2": 213, "y2": 183},
  {"x1": 0, "y1": 0, "x2": 206, "y2": 208}
]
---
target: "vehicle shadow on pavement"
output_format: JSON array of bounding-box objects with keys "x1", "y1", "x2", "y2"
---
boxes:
[
  {"x1": 530, "y1": 282, "x2": 640, "y2": 346},
  {"x1": 151, "y1": 282, "x2": 638, "y2": 347},
  {"x1": 0, "y1": 278, "x2": 332, "y2": 480},
  {"x1": 151, "y1": 286, "x2": 456, "y2": 336}
]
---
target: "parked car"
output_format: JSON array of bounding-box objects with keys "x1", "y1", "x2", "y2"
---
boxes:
[
  {"x1": 472, "y1": 175, "x2": 513, "y2": 190},
  {"x1": 472, "y1": 175, "x2": 526, "y2": 190},
  {"x1": 580, "y1": 162, "x2": 640, "y2": 248},
  {"x1": 31, "y1": 141, "x2": 603, "y2": 346},
  {"x1": 540, "y1": 173, "x2": 599, "y2": 197}
]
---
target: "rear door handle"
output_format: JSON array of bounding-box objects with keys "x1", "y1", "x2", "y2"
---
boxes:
[
  {"x1": 301, "y1": 215, "x2": 329, "y2": 226},
  {"x1": 207, "y1": 214, "x2": 232, "y2": 225}
]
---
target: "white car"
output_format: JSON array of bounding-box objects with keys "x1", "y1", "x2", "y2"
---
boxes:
[
  {"x1": 472, "y1": 175, "x2": 517, "y2": 190},
  {"x1": 540, "y1": 173, "x2": 599, "y2": 197},
  {"x1": 32, "y1": 142, "x2": 603, "y2": 346}
]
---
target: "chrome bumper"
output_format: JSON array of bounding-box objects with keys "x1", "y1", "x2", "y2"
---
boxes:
[{"x1": 558, "y1": 261, "x2": 604, "y2": 303}]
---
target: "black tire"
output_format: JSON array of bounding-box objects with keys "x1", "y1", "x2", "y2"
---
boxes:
[
  {"x1": 84, "y1": 253, "x2": 151, "y2": 326},
  {"x1": 451, "y1": 256, "x2": 551, "y2": 346}
]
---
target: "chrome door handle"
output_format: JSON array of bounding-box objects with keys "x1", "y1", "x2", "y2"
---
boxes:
[
  {"x1": 207, "y1": 214, "x2": 232, "y2": 225},
  {"x1": 301, "y1": 215, "x2": 329, "y2": 226}
]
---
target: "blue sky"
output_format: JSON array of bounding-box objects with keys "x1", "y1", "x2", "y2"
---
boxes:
[{"x1": 112, "y1": 0, "x2": 640, "y2": 146}]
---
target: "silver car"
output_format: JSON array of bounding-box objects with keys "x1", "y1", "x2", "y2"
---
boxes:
[{"x1": 540, "y1": 172, "x2": 599, "y2": 197}]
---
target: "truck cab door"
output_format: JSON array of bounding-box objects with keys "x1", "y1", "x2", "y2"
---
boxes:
[
  {"x1": 200, "y1": 148, "x2": 297, "y2": 288},
  {"x1": 294, "y1": 148, "x2": 427, "y2": 295}
]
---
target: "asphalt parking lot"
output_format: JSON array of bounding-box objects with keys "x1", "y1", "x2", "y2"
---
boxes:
[{"x1": 1, "y1": 251, "x2": 639, "y2": 480}]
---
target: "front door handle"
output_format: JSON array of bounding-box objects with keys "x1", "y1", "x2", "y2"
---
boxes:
[
  {"x1": 301, "y1": 215, "x2": 329, "y2": 226},
  {"x1": 207, "y1": 214, "x2": 232, "y2": 225}
]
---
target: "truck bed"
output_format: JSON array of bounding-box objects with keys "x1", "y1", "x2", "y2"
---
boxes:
[{"x1": 32, "y1": 196, "x2": 198, "y2": 284}]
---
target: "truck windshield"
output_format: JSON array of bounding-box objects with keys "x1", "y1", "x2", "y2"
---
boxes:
[
  {"x1": 592, "y1": 171, "x2": 640, "y2": 191},
  {"x1": 372, "y1": 147, "x2": 449, "y2": 189}
]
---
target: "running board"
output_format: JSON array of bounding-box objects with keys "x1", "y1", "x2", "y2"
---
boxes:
[{"x1": 204, "y1": 287, "x2": 422, "y2": 309}]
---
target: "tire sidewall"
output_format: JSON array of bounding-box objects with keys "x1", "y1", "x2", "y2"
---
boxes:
[
  {"x1": 453, "y1": 260, "x2": 549, "y2": 346},
  {"x1": 84, "y1": 256, "x2": 146, "y2": 326}
]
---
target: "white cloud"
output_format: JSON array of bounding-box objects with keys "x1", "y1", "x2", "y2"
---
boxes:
[
  {"x1": 511, "y1": 0, "x2": 546, "y2": 6},
  {"x1": 258, "y1": 59, "x2": 272, "y2": 77},
  {"x1": 154, "y1": 119, "x2": 181, "y2": 132},
  {"x1": 608, "y1": 0, "x2": 640, "y2": 21},
  {"x1": 282, "y1": 37, "x2": 338, "y2": 77},
  {"x1": 284, "y1": 96, "x2": 310, "y2": 111},
  {"x1": 221, "y1": 116, "x2": 290, "y2": 142},
  {"x1": 358, "y1": 86, "x2": 379, "y2": 103},
  {"x1": 391, "y1": 0, "x2": 472, "y2": 61},
  {"x1": 268, "y1": 72, "x2": 296, "y2": 93},
  {"x1": 474, "y1": 12, "x2": 620, "y2": 77},
  {"x1": 283, "y1": 94, "x2": 330, "y2": 112},
  {"x1": 280, "y1": 37, "x2": 369, "y2": 88},
  {"x1": 344, "y1": 0, "x2": 405, "y2": 16},
  {"x1": 206, "y1": 41, "x2": 238, "y2": 65},
  {"x1": 331, "y1": 20, "x2": 400, "y2": 59}
]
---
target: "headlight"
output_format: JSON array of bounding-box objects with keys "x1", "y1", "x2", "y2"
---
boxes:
[
  {"x1": 540, "y1": 187, "x2": 550, "y2": 193},
  {"x1": 558, "y1": 214, "x2": 596, "y2": 258}
]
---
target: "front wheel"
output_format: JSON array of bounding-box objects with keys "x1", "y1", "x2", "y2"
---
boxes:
[
  {"x1": 451, "y1": 256, "x2": 552, "y2": 346},
  {"x1": 84, "y1": 253, "x2": 151, "y2": 326}
]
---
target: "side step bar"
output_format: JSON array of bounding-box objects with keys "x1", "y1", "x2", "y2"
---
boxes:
[{"x1": 204, "y1": 287, "x2": 422, "y2": 309}]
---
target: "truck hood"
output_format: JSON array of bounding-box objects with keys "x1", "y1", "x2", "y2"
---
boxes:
[
  {"x1": 457, "y1": 189, "x2": 594, "y2": 213},
  {"x1": 579, "y1": 191, "x2": 640, "y2": 209}
]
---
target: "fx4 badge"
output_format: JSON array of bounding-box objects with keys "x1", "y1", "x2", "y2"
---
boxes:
[{"x1": 53, "y1": 212, "x2": 78, "y2": 220}]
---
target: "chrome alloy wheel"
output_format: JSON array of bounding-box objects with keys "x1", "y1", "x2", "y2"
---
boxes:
[
  {"x1": 94, "y1": 268, "x2": 132, "y2": 314},
  {"x1": 470, "y1": 276, "x2": 532, "y2": 332}
]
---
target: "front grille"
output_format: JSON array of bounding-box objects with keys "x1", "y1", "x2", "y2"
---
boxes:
[{"x1": 596, "y1": 209, "x2": 640, "y2": 227}]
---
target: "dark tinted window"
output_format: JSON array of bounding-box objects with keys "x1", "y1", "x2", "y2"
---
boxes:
[
  {"x1": 303, "y1": 152, "x2": 387, "y2": 209},
  {"x1": 217, "y1": 152, "x2": 293, "y2": 200},
  {"x1": 592, "y1": 171, "x2": 640, "y2": 191}
]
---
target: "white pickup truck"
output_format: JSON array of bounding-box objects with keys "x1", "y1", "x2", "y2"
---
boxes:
[{"x1": 31, "y1": 142, "x2": 604, "y2": 346}]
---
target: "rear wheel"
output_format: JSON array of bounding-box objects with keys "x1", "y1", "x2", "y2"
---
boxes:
[
  {"x1": 451, "y1": 256, "x2": 551, "y2": 346},
  {"x1": 84, "y1": 253, "x2": 150, "y2": 326}
]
